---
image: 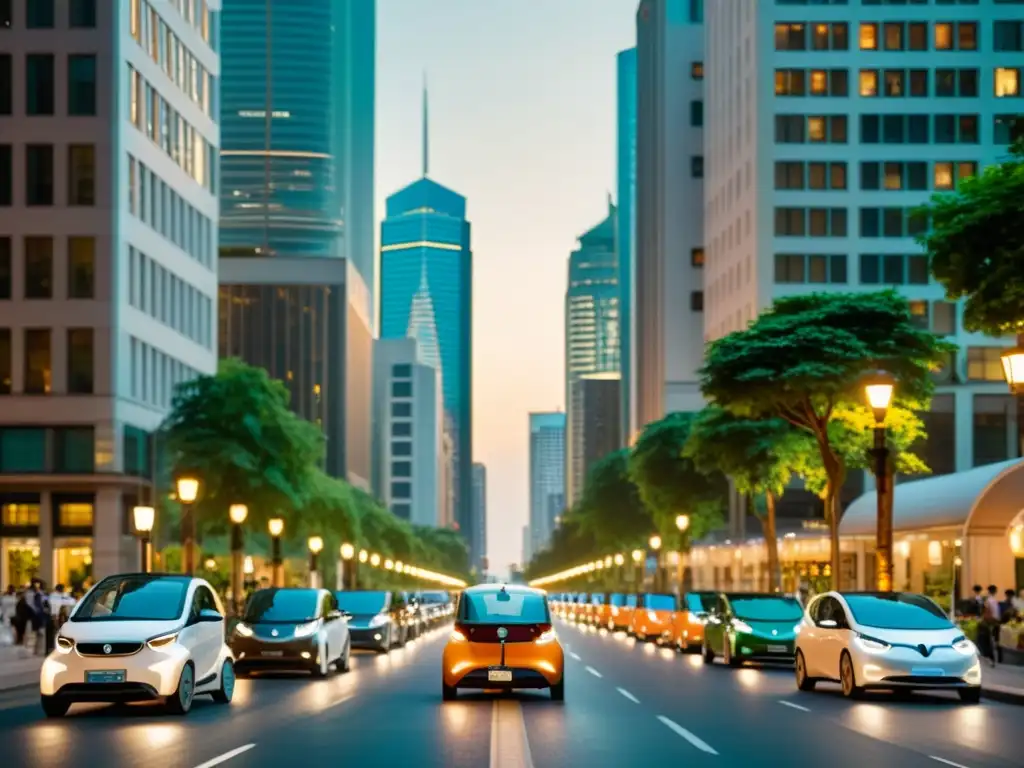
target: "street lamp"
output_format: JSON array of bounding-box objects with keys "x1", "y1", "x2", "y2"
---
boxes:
[
  {"x1": 359, "y1": 549, "x2": 369, "y2": 564},
  {"x1": 175, "y1": 476, "x2": 200, "y2": 574},
  {"x1": 675, "y1": 514, "x2": 691, "y2": 593},
  {"x1": 864, "y1": 371, "x2": 896, "y2": 592},
  {"x1": 242, "y1": 556, "x2": 255, "y2": 604},
  {"x1": 268, "y1": 518, "x2": 284, "y2": 588},
  {"x1": 385, "y1": 559, "x2": 394, "y2": 570},
  {"x1": 132, "y1": 505, "x2": 155, "y2": 573},
  {"x1": 229, "y1": 504, "x2": 248, "y2": 616},
  {"x1": 631, "y1": 548, "x2": 644, "y2": 589},
  {"x1": 649, "y1": 535, "x2": 663, "y2": 591},
  {"x1": 308, "y1": 536, "x2": 324, "y2": 588},
  {"x1": 370, "y1": 553, "x2": 381, "y2": 567},
  {"x1": 1001, "y1": 347, "x2": 1024, "y2": 457},
  {"x1": 340, "y1": 542, "x2": 356, "y2": 590}
]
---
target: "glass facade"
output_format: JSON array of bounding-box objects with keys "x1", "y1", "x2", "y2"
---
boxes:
[
  {"x1": 616, "y1": 47, "x2": 637, "y2": 444},
  {"x1": 380, "y1": 178, "x2": 472, "y2": 539}
]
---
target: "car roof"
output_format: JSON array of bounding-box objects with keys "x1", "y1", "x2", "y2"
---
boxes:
[{"x1": 463, "y1": 583, "x2": 545, "y2": 597}]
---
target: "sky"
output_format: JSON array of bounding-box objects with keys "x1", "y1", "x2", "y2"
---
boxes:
[{"x1": 376, "y1": 0, "x2": 638, "y2": 575}]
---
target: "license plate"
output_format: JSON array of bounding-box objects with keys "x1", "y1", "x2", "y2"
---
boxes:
[
  {"x1": 767, "y1": 645, "x2": 788, "y2": 653},
  {"x1": 911, "y1": 667, "x2": 944, "y2": 677},
  {"x1": 261, "y1": 651, "x2": 284, "y2": 657},
  {"x1": 488, "y1": 669, "x2": 513, "y2": 683},
  {"x1": 86, "y1": 670, "x2": 125, "y2": 684}
]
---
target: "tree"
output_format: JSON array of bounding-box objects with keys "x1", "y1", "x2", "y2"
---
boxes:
[
  {"x1": 574, "y1": 449, "x2": 654, "y2": 551},
  {"x1": 917, "y1": 139, "x2": 1024, "y2": 336},
  {"x1": 628, "y1": 412, "x2": 727, "y2": 545},
  {"x1": 413, "y1": 525, "x2": 471, "y2": 579},
  {"x1": 685, "y1": 408, "x2": 810, "y2": 592},
  {"x1": 699, "y1": 291, "x2": 952, "y2": 589}
]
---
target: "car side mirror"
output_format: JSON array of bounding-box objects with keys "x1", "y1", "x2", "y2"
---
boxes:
[
  {"x1": 198, "y1": 609, "x2": 223, "y2": 623},
  {"x1": 341, "y1": 610, "x2": 353, "y2": 620},
  {"x1": 818, "y1": 619, "x2": 838, "y2": 628}
]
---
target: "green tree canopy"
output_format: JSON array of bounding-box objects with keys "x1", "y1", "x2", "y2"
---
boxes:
[
  {"x1": 412, "y1": 525, "x2": 471, "y2": 578},
  {"x1": 524, "y1": 513, "x2": 597, "y2": 583},
  {"x1": 917, "y1": 139, "x2": 1024, "y2": 335},
  {"x1": 575, "y1": 449, "x2": 654, "y2": 551}
]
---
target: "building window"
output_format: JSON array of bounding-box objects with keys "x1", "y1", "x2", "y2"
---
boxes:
[
  {"x1": 691, "y1": 248, "x2": 705, "y2": 267},
  {"x1": 933, "y1": 160, "x2": 977, "y2": 190},
  {"x1": 25, "y1": 144, "x2": 53, "y2": 205},
  {"x1": 691, "y1": 61, "x2": 703, "y2": 80},
  {"x1": 0, "y1": 144, "x2": 9, "y2": 205},
  {"x1": 391, "y1": 421, "x2": 412, "y2": 438},
  {"x1": 24, "y1": 329, "x2": 51, "y2": 394},
  {"x1": 67, "y1": 236, "x2": 94, "y2": 298},
  {"x1": 68, "y1": 0, "x2": 96, "y2": 28},
  {"x1": 1, "y1": 502, "x2": 40, "y2": 527},
  {"x1": 0, "y1": 429, "x2": 46, "y2": 471},
  {"x1": 58, "y1": 502, "x2": 93, "y2": 528},
  {"x1": 775, "y1": 22, "x2": 806, "y2": 50},
  {"x1": 995, "y1": 68, "x2": 1021, "y2": 98},
  {"x1": 0, "y1": 54, "x2": 10, "y2": 115},
  {"x1": 973, "y1": 395, "x2": 1013, "y2": 467},
  {"x1": 0, "y1": 1, "x2": 11, "y2": 28},
  {"x1": 775, "y1": 69, "x2": 806, "y2": 96},
  {"x1": 67, "y1": 55, "x2": 97, "y2": 115},
  {"x1": 859, "y1": 254, "x2": 930, "y2": 286},
  {"x1": 24, "y1": 236, "x2": 52, "y2": 298},
  {"x1": 774, "y1": 253, "x2": 847, "y2": 285},
  {"x1": 391, "y1": 481, "x2": 411, "y2": 499},
  {"x1": 690, "y1": 291, "x2": 703, "y2": 312},
  {"x1": 859, "y1": 70, "x2": 878, "y2": 97},
  {"x1": 994, "y1": 115, "x2": 1024, "y2": 145},
  {"x1": 392, "y1": 503, "x2": 411, "y2": 520},
  {"x1": 932, "y1": 301, "x2": 956, "y2": 335},
  {"x1": 391, "y1": 401, "x2": 411, "y2": 418},
  {"x1": 935, "y1": 69, "x2": 978, "y2": 98},
  {"x1": 392, "y1": 441, "x2": 412, "y2": 457},
  {"x1": 0, "y1": 238, "x2": 9, "y2": 298},
  {"x1": 56, "y1": 429, "x2": 94, "y2": 473},
  {"x1": 690, "y1": 99, "x2": 703, "y2": 126},
  {"x1": 68, "y1": 145, "x2": 95, "y2": 205},
  {"x1": 26, "y1": 53, "x2": 55, "y2": 115},
  {"x1": 123, "y1": 425, "x2": 150, "y2": 477},
  {"x1": 26, "y1": 0, "x2": 54, "y2": 28},
  {"x1": 67, "y1": 328, "x2": 93, "y2": 394},
  {"x1": 967, "y1": 347, "x2": 1006, "y2": 381},
  {"x1": 994, "y1": 21, "x2": 1024, "y2": 53},
  {"x1": 0, "y1": 328, "x2": 10, "y2": 394},
  {"x1": 691, "y1": 155, "x2": 703, "y2": 178},
  {"x1": 392, "y1": 461, "x2": 411, "y2": 478},
  {"x1": 859, "y1": 22, "x2": 878, "y2": 50},
  {"x1": 391, "y1": 363, "x2": 411, "y2": 378},
  {"x1": 935, "y1": 21, "x2": 976, "y2": 51}
]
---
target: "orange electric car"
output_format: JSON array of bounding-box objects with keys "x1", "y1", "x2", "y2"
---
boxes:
[
  {"x1": 630, "y1": 592, "x2": 677, "y2": 642},
  {"x1": 441, "y1": 584, "x2": 565, "y2": 701},
  {"x1": 606, "y1": 592, "x2": 634, "y2": 632},
  {"x1": 669, "y1": 591, "x2": 718, "y2": 652}
]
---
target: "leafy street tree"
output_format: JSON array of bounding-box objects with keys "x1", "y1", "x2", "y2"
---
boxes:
[
  {"x1": 685, "y1": 408, "x2": 810, "y2": 592},
  {"x1": 700, "y1": 291, "x2": 952, "y2": 589},
  {"x1": 524, "y1": 513, "x2": 598, "y2": 585},
  {"x1": 575, "y1": 449, "x2": 654, "y2": 552},
  {"x1": 918, "y1": 139, "x2": 1024, "y2": 337},
  {"x1": 628, "y1": 412, "x2": 727, "y2": 546},
  {"x1": 413, "y1": 525, "x2": 471, "y2": 579}
]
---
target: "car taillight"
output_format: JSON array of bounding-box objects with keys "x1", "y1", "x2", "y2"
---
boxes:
[
  {"x1": 536, "y1": 624, "x2": 557, "y2": 645},
  {"x1": 450, "y1": 624, "x2": 467, "y2": 642}
]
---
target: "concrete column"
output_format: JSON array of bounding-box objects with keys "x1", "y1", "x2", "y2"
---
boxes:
[
  {"x1": 92, "y1": 487, "x2": 126, "y2": 580},
  {"x1": 39, "y1": 491, "x2": 54, "y2": 586}
]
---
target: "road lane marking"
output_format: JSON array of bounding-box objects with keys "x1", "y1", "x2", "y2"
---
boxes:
[
  {"x1": 490, "y1": 699, "x2": 535, "y2": 768},
  {"x1": 929, "y1": 758, "x2": 970, "y2": 768},
  {"x1": 193, "y1": 744, "x2": 256, "y2": 768},
  {"x1": 778, "y1": 700, "x2": 810, "y2": 712},
  {"x1": 585, "y1": 666, "x2": 602, "y2": 678},
  {"x1": 569, "y1": 652, "x2": 581, "y2": 661},
  {"x1": 323, "y1": 693, "x2": 356, "y2": 710},
  {"x1": 617, "y1": 687, "x2": 640, "y2": 703},
  {"x1": 657, "y1": 716, "x2": 719, "y2": 755}
]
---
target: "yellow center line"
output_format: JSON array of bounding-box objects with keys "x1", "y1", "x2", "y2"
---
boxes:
[{"x1": 489, "y1": 698, "x2": 535, "y2": 768}]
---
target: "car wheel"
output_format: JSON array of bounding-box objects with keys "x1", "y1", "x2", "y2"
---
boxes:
[
  {"x1": 165, "y1": 662, "x2": 195, "y2": 715},
  {"x1": 211, "y1": 660, "x2": 235, "y2": 704},
  {"x1": 958, "y1": 687, "x2": 981, "y2": 704},
  {"x1": 723, "y1": 636, "x2": 740, "y2": 668},
  {"x1": 40, "y1": 695, "x2": 70, "y2": 718},
  {"x1": 377, "y1": 629, "x2": 391, "y2": 654},
  {"x1": 702, "y1": 638, "x2": 715, "y2": 664},
  {"x1": 795, "y1": 651, "x2": 816, "y2": 692},
  {"x1": 550, "y1": 674, "x2": 565, "y2": 702},
  {"x1": 339, "y1": 640, "x2": 351, "y2": 673},
  {"x1": 313, "y1": 645, "x2": 331, "y2": 678},
  {"x1": 442, "y1": 682, "x2": 457, "y2": 701},
  {"x1": 840, "y1": 652, "x2": 864, "y2": 699}
]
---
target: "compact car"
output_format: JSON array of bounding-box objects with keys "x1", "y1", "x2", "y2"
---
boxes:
[{"x1": 703, "y1": 593, "x2": 803, "y2": 666}]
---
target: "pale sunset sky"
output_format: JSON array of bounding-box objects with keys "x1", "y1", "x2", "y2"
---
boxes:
[{"x1": 375, "y1": 0, "x2": 638, "y2": 574}]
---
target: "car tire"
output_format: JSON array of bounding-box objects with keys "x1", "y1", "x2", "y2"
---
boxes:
[
  {"x1": 313, "y1": 645, "x2": 331, "y2": 678},
  {"x1": 210, "y1": 660, "x2": 235, "y2": 705},
  {"x1": 550, "y1": 675, "x2": 565, "y2": 702},
  {"x1": 958, "y1": 687, "x2": 981, "y2": 704},
  {"x1": 795, "y1": 651, "x2": 817, "y2": 692},
  {"x1": 723, "y1": 637, "x2": 740, "y2": 668},
  {"x1": 840, "y1": 651, "x2": 864, "y2": 700},
  {"x1": 442, "y1": 682, "x2": 457, "y2": 701},
  {"x1": 165, "y1": 662, "x2": 195, "y2": 715},
  {"x1": 377, "y1": 629, "x2": 391, "y2": 654},
  {"x1": 338, "y1": 640, "x2": 351, "y2": 673},
  {"x1": 40, "y1": 695, "x2": 70, "y2": 718},
  {"x1": 702, "y1": 639, "x2": 715, "y2": 664}
]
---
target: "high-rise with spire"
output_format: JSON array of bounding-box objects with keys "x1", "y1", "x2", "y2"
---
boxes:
[{"x1": 379, "y1": 81, "x2": 474, "y2": 551}]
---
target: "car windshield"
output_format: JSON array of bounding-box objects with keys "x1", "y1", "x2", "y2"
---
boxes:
[
  {"x1": 686, "y1": 593, "x2": 716, "y2": 613},
  {"x1": 335, "y1": 591, "x2": 389, "y2": 615},
  {"x1": 244, "y1": 589, "x2": 319, "y2": 624},
  {"x1": 420, "y1": 591, "x2": 449, "y2": 604},
  {"x1": 462, "y1": 590, "x2": 550, "y2": 624},
  {"x1": 591, "y1": 594, "x2": 605, "y2": 605},
  {"x1": 609, "y1": 593, "x2": 625, "y2": 607},
  {"x1": 626, "y1": 594, "x2": 637, "y2": 607},
  {"x1": 729, "y1": 596, "x2": 803, "y2": 621},
  {"x1": 844, "y1": 594, "x2": 953, "y2": 630},
  {"x1": 646, "y1": 594, "x2": 675, "y2": 611},
  {"x1": 72, "y1": 575, "x2": 188, "y2": 622}
]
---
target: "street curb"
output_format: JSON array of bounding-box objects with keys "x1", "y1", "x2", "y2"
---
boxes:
[{"x1": 982, "y1": 685, "x2": 1024, "y2": 706}]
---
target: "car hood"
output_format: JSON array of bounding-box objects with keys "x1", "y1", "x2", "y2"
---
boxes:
[
  {"x1": 348, "y1": 613, "x2": 387, "y2": 628},
  {"x1": 734, "y1": 618, "x2": 799, "y2": 638},
  {"x1": 62, "y1": 619, "x2": 180, "y2": 642},
  {"x1": 852, "y1": 624, "x2": 962, "y2": 647}
]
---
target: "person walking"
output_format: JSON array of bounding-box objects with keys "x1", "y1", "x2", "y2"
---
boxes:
[
  {"x1": 0, "y1": 586, "x2": 16, "y2": 646},
  {"x1": 980, "y1": 585, "x2": 1002, "y2": 667}
]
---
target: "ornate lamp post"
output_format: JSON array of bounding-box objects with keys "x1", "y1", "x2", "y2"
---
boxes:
[
  {"x1": 133, "y1": 505, "x2": 155, "y2": 573},
  {"x1": 614, "y1": 553, "x2": 625, "y2": 588},
  {"x1": 340, "y1": 542, "x2": 356, "y2": 590},
  {"x1": 631, "y1": 549, "x2": 644, "y2": 589},
  {"x1": 268, "y1": 518, "x2": 284, "y2": 588},
  {"x1": 675, "y1": 514, "x2": 691, "y2": 593},
  {"x1": 242, "y1": 556, "x2": 255, "y2": 604},
  {"x1": 175, "y1": 476, "x2": 200, "y2": 574},
  {"x1": 864, "y1": 371, "x2": 896, "y2": 591},
  {"x1": 308, "y1": 536, "x2": 324, "y2": 588},
  {"x1": 228, "y1": 504, "x2": 248, "y2": 615},
  {"x1": 649, "y1": 535, "x2": 662, "y2": 592}
]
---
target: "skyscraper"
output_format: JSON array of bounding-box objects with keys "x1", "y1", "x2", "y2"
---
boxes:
[
  {"x1": 571, "y1": 374, "x2": 622, "y2": 496},
  {"x1": 616, "y1": 47, "x2": 638, "y2": 446},
  {"x1": 471, "y1": 463, "x2": 487, "y2": 574},
  {"x1": 529, "y1": 412, "x2": 566, "y2": 556},
  {"x1": 380, "y1": 84, "x2": 474, "y2": 555},
  {"x1": 218, "y1": 0, "x2": 376, "y2": 314},
  {"x1": 565, "y1": 201, "x2": 619, "y2": 504}
]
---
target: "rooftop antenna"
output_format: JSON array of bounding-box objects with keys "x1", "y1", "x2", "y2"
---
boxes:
[{"x1": 422, "y1": 71, "x2": 429, "y2": 178}]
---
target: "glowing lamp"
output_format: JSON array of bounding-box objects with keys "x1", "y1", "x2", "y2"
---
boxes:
[
  {"x1": 340, "y1": 542, "x2": 355, "y2": 560},
  {"x1": 268, "y1": 518, "x2": 284, "y2": 537},
  {"x1": 864, "y1": 371, "x2": 896, "y2": 423},
  {"x1": 1000, "y1": 347, "x2": 1024, "y2": 395},
  {"x1": 308, "y1": 536, "x2": 324, "y2": 554},
  {"x1": 649, "y1": 535, "x2": 662, "y2": 551},
  {"x1": 132, "y1": 505, "x2": 155, "y2": 534},
  {"x1": 176, "y1": 477, "x2": 200, "y2": 503},
  {"x1": 229, "y1": 504, "x2": 248, "y2": 525}
]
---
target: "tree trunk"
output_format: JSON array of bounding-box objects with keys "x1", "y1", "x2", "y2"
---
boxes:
[
  {"x1": 763, "y1": 492, "x2": 781, "y2": 593},
  {"x1": 814, "y1": 430, "x2": 845, "y2": 592}
]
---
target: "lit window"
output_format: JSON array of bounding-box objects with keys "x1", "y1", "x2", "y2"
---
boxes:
[
  {"x1": 2, "y1": 503, "x2": 40, "y2": 526},
  {"x1": 957, "y1": 161, "x2": 978, "y2": 183},
  {"x1": 935, "y1": 23, "x2": 952, "y2": 51},
  {"x1": 884, "y1": 163, "x2": 902, "y2": 190},
  {"x1": 859, "y1": 70, "x2": 878, "y2": 97},
  {"x1": 995, "y1": 68, "x2": 1020, "y2": 98},
  {"x1": 808, "y1": 117, "x2": 825, "y2": 142},
  {"x1": 59, "y1": 503, "x2": 94, "y2": 528},
  {"x1": 859, "y1": 23, "x2": 878, "y2": 51},
  {"x1": 810, "y1": 70, "x2": 828, "y2": 95},
  {"x1": 933, "y1": 162, "x2": 953, "y2": 190}
]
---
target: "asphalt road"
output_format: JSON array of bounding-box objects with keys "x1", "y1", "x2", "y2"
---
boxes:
[{"x1": 0, "y1": 620, "x2": 1018, "y2": 768}]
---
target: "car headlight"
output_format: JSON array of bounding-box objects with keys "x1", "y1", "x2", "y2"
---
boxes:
[
  {"x1": 234, "y1": 622, "x2": 254, "y2": 637},
  {"x1": 952, "y1": 635, "x2": 977, "y2": 656},
  {"x1": 148, "y1": 632, "x2": 179, "y2": 650},
  {"x1": 369, "y1": 614, "x2": 389, "y2": 628},
  {"x1": 793, "y1": 623, "x2": 802, "y2": 635},
  {"x1": 536, "y1": 629, "x2": 557, "y2": 645},
  {"x1": 611, "y1": 606, "x2": 619, "y2": 616},
  {"x1": 55, "y1": 635, "x2": 74, "y2": 654},
  {"x1": 731, "y1": 619, "x2": 752, "y2": 633},
  {"x1": 293, "y1": 621, "x2": 320, "y2": 638},
  {"x1": 853, "y1": 633, "x2": 891, "y2": 654}
]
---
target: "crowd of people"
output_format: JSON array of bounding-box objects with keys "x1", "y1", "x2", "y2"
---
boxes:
[
  {"x1": 0, "y1": 581, "x2": 80, "y2": 655},
  {"x1": 962, "y1": 584, "x2": 1024, "y2": 667}
]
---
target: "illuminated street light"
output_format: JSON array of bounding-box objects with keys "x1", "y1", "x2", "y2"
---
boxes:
[
  {"x1": 675, "y1": 514, "x2": 690, "y2": 533},
  {"x1": 370, "y1": 553, "x2": 381, "y2": 567},
  {"x1": 229, "y1": 504, "x2": 249, "y2": 615},
  {"x1": 133, "y1": 506, "x2": 155, "y2": 573},
  {"x1": 864, "y1": 371, "x2": 896, "y2": 592},
  {"x1": 649, "y1": 535, "x2": 661, "y2": 551},
  {"x1": 175, "y1": 476, "x2": 200, "y2": 574},
  {"x1": 340, "y1": 542, "x2": 355, "y2": 560},
  {"x1": 308, "y1": 536, "x2": 324, "y2": 589},
  {"x1": 631, "y1": 549, "x2": 644, "y2": 563},
  {"x1": 1000, "y1": 347, "x2": 1024, "y2": 395},
  {"x1": 614, "y1": 553, "x2": 624, "y2": 566},
  {"x1": 268, "y1": 518, "x2": 284, "y2": 588},
  {"x1": 359, "y1": 549, "x2": 369, "y2": 563}
]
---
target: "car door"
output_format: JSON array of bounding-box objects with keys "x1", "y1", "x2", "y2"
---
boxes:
[
  {"x1": 190, "y1": 585, "x2": 223, "y2": 681},
  {"x1": 705, "y1": 596, "x2": 727, "y2": 652},
  {"x1": 800, "y1": 596, "x2": 825, "y2": 676},
  {"x1": 812, "y1": 596, "x2": 844, "y2": 678},
  {"x1": 324, "y1": 591, "x2": 346, "y2": 659}
]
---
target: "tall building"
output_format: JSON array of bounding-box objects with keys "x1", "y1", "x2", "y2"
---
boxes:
[
  {"x1": 471, "y1": 463, "x2": 487, "y2": 573},
  {"x1": 521, "y1": 525, "x2": 532, "y2": 568},
  {"x1": 372, "y1": 337, "x2": 443, "y2": 526},
  {"x1": 616, "y1": 47, "x2": 638, "y2": 446},
  {"x1": 218, "y1": 0, "x2": 376, "y2": 319},
  {"x1": 0, "y1": 1, "x2": 220, "y2": 590},
  {"x1": 635, "y1": 0, "x2": 706, "y2": 430},
  {"x1": 571, "y1": 374, "x2": 622, "y2": 496},
  {"x1": 529, "y1": 412, "x2": 566, "y2": 556},
  {"x1": 380, "y1": 85, "x2": 474, "y2": 555},
  {"x1": 565, "y1": 200, "x2": 619, "y2": 503},
  {"x1": 219, "y1": 257, "x2": 373, "y2": 487},
  {"x1": 703, "y1": 1, "x2": 1023, "y2": 480}
]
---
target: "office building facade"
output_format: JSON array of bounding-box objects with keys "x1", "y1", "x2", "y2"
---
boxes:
[
  {"x1": 218, "y1": 0, "x2": 376, "y2": 319},
  {"x1": 704, "y1": 0, "x2": 1024, "y2": 479},
  {"x1": 616, "y1": 46, "x2": 638, "y2": 446},
  {"x1": 565, "y1": 200, "x2": 619, "y2": 503},
  {"x1": 0, "y1": 0, "x2": 221, "y2": 590},
  {"x1": 219, "y1": 257, "x2": 372, "y2": 488},
  {"x1": 529, "y1": 412, "x2": 566, "y2": 556},
  {"x1": 471, "y1": 462, "x2": 486, "y2": 574},
  {"x1": 635, "y1": 0, "x2": 706, "y2": 431},
  {"x1": 571, "y1": 374, "x2": 622, "y2": 496}
]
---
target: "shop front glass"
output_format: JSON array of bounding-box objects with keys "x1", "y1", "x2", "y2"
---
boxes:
[
  {"x1": 3, "y1": 539, "x2": 40, "y2": 589},
  {"x1": 53, "y1": 541, "x2": 93, "y2": 594}
]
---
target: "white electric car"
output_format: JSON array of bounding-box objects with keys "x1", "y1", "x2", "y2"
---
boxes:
[
  {"x1": 40, "y1": 573, "x2": 236, "y2": 717},
  {"x1": 794, "y1": 591, "x2": 982, "y2": 703}
]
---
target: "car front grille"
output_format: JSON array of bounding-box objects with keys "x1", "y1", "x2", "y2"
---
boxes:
[
  {"x1": 76, "y1": 642, "x2": 144, "y2": 657},
  {"x1": 882, "y1": 675, "x2": 964, "y2": 685}
]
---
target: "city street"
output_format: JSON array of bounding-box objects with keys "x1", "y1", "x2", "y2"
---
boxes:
[{"x1": 0, "y1": 620, "x2": 1019, "y2": 768}]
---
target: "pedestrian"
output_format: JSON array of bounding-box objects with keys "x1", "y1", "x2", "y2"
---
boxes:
[
  {"x1": 969, "y1": 585, "x2": 985, "y2": 616},
  {"x1": 981, "y1": 585, "x2": 1002, "y2": 667},
  {"x1": 48, "y1": 584, "x2": 74, "y2": 629},
  {"x1": 13, "y1": 588, "x2": 32, "y2": 647},
  {"x1": 999, "y1": 589, "x2": 1017, "y2": 623},
  {"x1": 0, "y1": 585, "x2": 16, "y2": 646}
]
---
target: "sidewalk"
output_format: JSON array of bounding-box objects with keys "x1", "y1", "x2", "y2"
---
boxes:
[
  {"x1": 0, "y1": 646, "x2": 42, "y2": 692},
  {"x1": 982, "y1": 661, "x2": 1024, "y2": 705}
]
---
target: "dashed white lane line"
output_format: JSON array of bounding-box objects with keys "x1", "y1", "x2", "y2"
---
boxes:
[
  {"x1": 616, "y1": 687, "x2": 640, "y2": 704},
  {"x1": 657, "y1": 716, "x2": 719, "y2": 756},
  {"x1": 193, "y1": 744, "x2": 257, "y2": 768},
  {"x1": 585, "y1": 666, "x2": 602, "y2": 678},
  {"x1": 323, "y1": 693, "x2": 356, "y2": 710},
  {"x1": 778, "y1": 700, "x2": 810, "y2": 712},
  {"x1": 929, "y1": 758, "x2": 970, "y2": 768},
  {"x1": 569, "y1": 651, "x2": 581, "y2": 661}
]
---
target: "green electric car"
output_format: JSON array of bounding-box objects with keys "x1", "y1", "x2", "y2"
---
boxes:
[{"x1": 702, "y1": 593, "x2": 804, "y2": 667}]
